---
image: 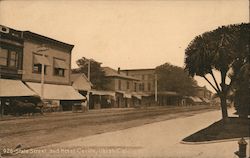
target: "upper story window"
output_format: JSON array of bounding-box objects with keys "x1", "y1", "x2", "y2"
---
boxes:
[
  {"x1": 53, "y1": 58, "x2": 68, "y2": 77},
  {"x1": 33, "y1": 64, "x2": 47, "y2": 74},
  {"x1": 127, "y1": 81, "x2": 130, "y2": 89},
  {"x1": 0, "y1": 47, "x2": 19, "y2": 68},
  {"x1": 142, "y1": 75, "x2": 145, "y2": 80},
  {"x1": 118, "y1": 80, "x2": 121, "y2": 90},
  {"x1": 33, "y1": 54, "x2": 50, "y2": 74},
  {"x1": 139, "y1": 83, "x2": 145, "y2": 91},
  {"x1": 134, "y1": 83, "x2": 137, "y2": 92},
  {"x1": 0, "y1": 48, "x2": 8, "y2": 66},
  {"x1": 9, "y1": 51, "x2": 18, "y2": 67},
  {"x1": 148, "y1": 82, "x2": 151, "y2": 91}
]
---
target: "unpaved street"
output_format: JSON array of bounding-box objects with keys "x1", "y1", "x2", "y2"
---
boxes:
[{"x1": 0, "y1": 105, "x2": 217, "y2": 154}]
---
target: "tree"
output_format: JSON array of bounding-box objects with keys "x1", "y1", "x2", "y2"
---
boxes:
[
  {"x1": 184, "y1": 23, "x2": 249, "y2": 120},
  {"x1": 155, "y1": 63, "x2": 198, "y2": 96},
  {"x1": 73, "y1": 57, "x2": 109, "y2": 90},
  {"x1": 232, "y1": 54, "x2": 250, "y2": 118}
]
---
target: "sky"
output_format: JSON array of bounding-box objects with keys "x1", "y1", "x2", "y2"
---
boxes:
[{"x1": 0, "y1": 0, "x2": 249, "y2": 92}]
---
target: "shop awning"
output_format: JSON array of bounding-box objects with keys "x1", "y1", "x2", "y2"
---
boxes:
[
  {"x1": 202, "y1": 98, "x2": 210, "y2": 103},
  {"x1": 124, "y1": 93, "x2": 132, "y2": 98},
  {"x1": 0, "y1": 79, "x2": 37, "y2": 97},
  {"x1": 26, "y1": 82, "x2": 85, "y2": 100},
  {"x1": 90, "y1": 90, "x2": 116, "y2": 97},
  {"x1": 132, "y1": 94, "x2": 142, "y2": 100},
  {"x1": 34, "y1": 54, "x2": 50, "y2": 65},
  {"x1": 116, "y1": 91, "x2": 132, "y2": 98},
  {"x1": 54, "y1": 59, "x2": 68, "y2": 69},
  {"x1": 188, "y1": 96, "x2": 203, "y2": 103}
]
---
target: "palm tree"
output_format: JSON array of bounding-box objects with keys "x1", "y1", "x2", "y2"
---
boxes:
[{"x1": 184, "y1": 23, "x2": 249, "y2": 120}]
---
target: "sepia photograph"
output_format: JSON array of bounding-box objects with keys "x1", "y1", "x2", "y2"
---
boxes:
[{"x1": 0, "y1": 0, "x2": 249, "y2": 157}]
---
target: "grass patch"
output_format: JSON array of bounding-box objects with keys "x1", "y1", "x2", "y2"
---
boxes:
[{"x1": 183, "y1": 117, "x2": 250, "y2": 142}]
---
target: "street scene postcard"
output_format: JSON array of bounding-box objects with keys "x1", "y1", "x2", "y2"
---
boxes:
[{"x1": 0, "y1": 0, "x2": 249, "y2": 157}]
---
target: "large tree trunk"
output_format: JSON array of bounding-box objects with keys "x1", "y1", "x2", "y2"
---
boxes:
[
  {"x1": 220, "y1": 71, "x2": 228, "y2": 121},
  {"x1": 220, "y1": 94, "x2": 228, "y2": 120}
]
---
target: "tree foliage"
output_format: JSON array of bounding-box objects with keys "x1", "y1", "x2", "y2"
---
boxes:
[
  {"x1": 184, "y1": 23, "x2": 249, "y2": 119},
  {"x1": 73, "y1": 57, "x2": 109, "y2": 90},
  {"x1": 155, "y1": 63, "x2": 198, "y2": 96},
  {"x1": 233, "y1": 60, "x2": 250, "y2": 117}
]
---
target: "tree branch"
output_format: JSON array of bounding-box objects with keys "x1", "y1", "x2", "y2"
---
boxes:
[
  {"x1": 210, "y1": 71, "x2": 221, "y2": 92},
  {"x1": 203, "y1": 75, "x2": 219, "y2": 93}
]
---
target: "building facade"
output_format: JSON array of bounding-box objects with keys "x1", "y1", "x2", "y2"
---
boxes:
[
  {"x1": 22, "y1": 31, "x2": 72, "y2": 85},
  {"x1": 101, "y1": 67, "x2": 141, "y2": 108},
  {"x1": 122, "y1": 69, "x2": 155, "y2": 93},
  {"x1": 0, "y1": 25, "x2": 85, "y2": 113},
  {"x1": 0, "y1": 25, "x2": 23, "y2": 80},
  {"x1": 121, "y1": 68, "x2": 181, "y2": 106}
]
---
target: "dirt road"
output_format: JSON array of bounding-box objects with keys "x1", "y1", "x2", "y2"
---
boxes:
[{"x1": 0, "y1": 105, "x2": 218, "y2": 153}]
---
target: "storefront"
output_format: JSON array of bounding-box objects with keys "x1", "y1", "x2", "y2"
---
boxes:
[
  {"x1": 0, "y1": 79, "x2": 38, "y2": 116},
  {"x1": 25, "y1": 82, "x2": 86, "y2": 111}
]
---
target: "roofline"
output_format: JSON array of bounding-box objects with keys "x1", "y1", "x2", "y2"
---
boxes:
[
  {"x1": 105, "y1": 75, "x2": 140, "y2": 81},
  {"x1": 23, "y1": 31, "x2": 74, "y2": 52},
  {"x1": 121, "y1": 68, "x2": 155, "y2": 71}
]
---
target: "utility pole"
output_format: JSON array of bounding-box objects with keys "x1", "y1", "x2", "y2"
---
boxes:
[
  {"x1": 0, "y1": 67, "x2": 3, "y2": 118},
  {"x1": 155, "y1": 73, "x2": 158, "y2": 104},
  {"x1": 88, "y1": 59, "x2": 90, "y2": 81},
  {"x1": 35, "y1": 46, "x2": 49, "y2": 100},
  {"x1": 87, "y1": 58, "x2": 91, "y2": 110}
]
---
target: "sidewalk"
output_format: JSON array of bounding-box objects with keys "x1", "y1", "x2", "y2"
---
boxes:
[{"x1": 16, "y1": 108, "x2": 249, "y2": 158}]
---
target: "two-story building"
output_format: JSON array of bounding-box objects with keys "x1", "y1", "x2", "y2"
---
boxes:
[
  {"x1": 102, "y1": 67, "x2": 141, "y2": 108},
  {"x1": 21, "y1": 31, "x2": 85, "y2": 111},
  {"x1": 121, "y1": 68, "x2": 181, "y2": 106},
  {"x1": 0, "y1": 25, "x2": 38, "y2": 115},
  {"x1": 72, "y1": 66, "x2": 142, "y2": 109},
  {"x1": 0, "y1": 25, "x2": 85, "y2": 112}
]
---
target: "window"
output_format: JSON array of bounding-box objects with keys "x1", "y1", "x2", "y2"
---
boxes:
[
  {"x1": 33, "y1": 54, "x2": 49, "y2": 74},
  {"x1": 139, "y1": 83, "x2": 145, "y2": 91},
  {"x1": 148, "y1": 83, "x2": 151, "y2": 91},
  {"x1": 118, "y1": 80, "x2": 121, "y2": 90},
  {"x1": 0, "y1": 47, "x2": 19, "y2": 68},
  {"x1": 134, "y1": 83, "x2": 137, "y2": 92},
  {"x1": 0, "y1": 48, "x2": 8, "y2": 66},
  {"x1": 142, "y1": 75, "x2": 145, "y2": 80},
  {"x1": 33, "y1": 64, "x2": 47, "y2": 74},
  {"x1": 9, "y1": 51, "x2": 18, "y2": 67},
  {"x1": 54, "y1": 68, "x2": 65, "y2": 76},
  {"x1": 127, "y1": 81, "x2": 130, "y2": 89},
  {"x1": 54, "y1": 58, "x2": 67, "y2": 77}
]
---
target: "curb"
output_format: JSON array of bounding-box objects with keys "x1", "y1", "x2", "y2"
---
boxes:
[{"x1": 180, "y1": 137, "x2": 250, "y2": 145}]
